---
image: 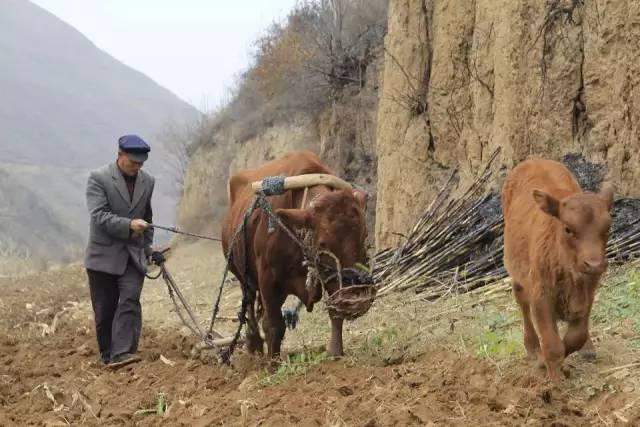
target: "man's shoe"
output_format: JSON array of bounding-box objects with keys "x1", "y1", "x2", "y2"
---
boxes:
[
  {"x1": 108, "y1": 353, "x2": 141, "y2": 369},
  {"x1": 99, "y1": 353, "x2": 111, "y2": 366}
]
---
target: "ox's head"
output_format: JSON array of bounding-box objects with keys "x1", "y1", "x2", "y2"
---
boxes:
[
  {"x1": 532, "y1": 183, "x2": 614, "y2": 276},
  {"x1": 276, "y1": 188, "x2": 369, "y2": 294}
]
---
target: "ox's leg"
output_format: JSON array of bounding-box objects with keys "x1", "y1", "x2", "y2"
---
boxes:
[
  {"x1": 531, "y1": 299, "x2": 565, "y2": 382},
  {"x1": 564, "y1": 316, "x2": 590, "y2": 358},
  {"x1": 513, "y1": 282, "x2": 540, "y2": 360},
  {"x1": 327, "y1": 316, "x2": 344, "y2": 358},
  {"x1": 256, "y1": 261, "x2": 286, "y2": 360},
  {"x1": 261, "y1": 292, "x2": 287, "y2": 360},
  {"x1": 245, "y1": 289, "x2": 264, "y2": 354}
]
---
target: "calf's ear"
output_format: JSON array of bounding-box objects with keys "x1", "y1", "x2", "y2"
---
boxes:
[
  {"x1": 532, "y1": 189, "x2": 560, "y2": 217},
  {"x1": 276, "y1": 208, "x2": 312, "y2": 229},
  {"x1": 599, "y1": 182, "x2": 614, "y2": 210}
]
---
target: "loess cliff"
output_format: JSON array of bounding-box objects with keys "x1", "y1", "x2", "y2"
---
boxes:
[{"x1": 178, "y1": 0, "x2": 639, "y2": 251}]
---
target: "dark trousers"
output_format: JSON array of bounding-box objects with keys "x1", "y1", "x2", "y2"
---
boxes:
[{"x1": 87, "y1": 259, "x2": 144, "y2": 363}]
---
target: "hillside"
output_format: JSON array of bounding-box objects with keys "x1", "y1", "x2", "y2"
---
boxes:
[
  {"x1": 0, "y1": 0, "x2": 200, "y2": 272},
  {"x1": 177, "y1": 0, "x2": 387, "y2": 238},
  {"x1": 176, "y1": 0, "x2": 639, "y2": 252}
]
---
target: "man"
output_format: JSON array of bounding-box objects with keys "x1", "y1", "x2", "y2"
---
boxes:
[{"x1": 84, "y1": 135, "x2": 165, "y2": 368}]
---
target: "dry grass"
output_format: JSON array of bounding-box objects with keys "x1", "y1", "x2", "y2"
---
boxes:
[{"x1": 0, "y1": 253, "x2": 49, "y2": 277}]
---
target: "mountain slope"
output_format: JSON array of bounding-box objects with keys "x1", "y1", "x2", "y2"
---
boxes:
[
  {"x1": 0, "y1": 0, "x2": 198, "y2": 167},
  {"x1": 0, "y1": 0, "x2": 200, "y2": 271}
]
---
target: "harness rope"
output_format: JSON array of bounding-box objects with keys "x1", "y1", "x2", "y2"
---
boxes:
[{"x1": 149, "y1": 224, "x2": 222, "y2": 242}]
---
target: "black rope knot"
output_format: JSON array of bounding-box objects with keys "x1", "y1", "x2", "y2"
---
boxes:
[
  {"x1": 259, "y1": 176, "x2": 286, "y2": 196},
  {"x1": 282, "y1": 308, "x2": 300, "y2": 330},
  {"x1": 341, "y1": 268, "x2": 374, "y2": 286}
]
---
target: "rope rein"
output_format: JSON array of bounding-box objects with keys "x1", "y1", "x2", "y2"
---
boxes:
[{"x1": 149, "y1": 224, "x2": 222, "y2": 242}]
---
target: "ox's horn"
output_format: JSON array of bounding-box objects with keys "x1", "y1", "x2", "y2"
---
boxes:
[{"x1": 251, "y1": 173, "x2": 352, "y2": 194}]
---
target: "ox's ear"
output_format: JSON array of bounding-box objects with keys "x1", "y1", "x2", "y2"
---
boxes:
[
  {"x1": 276, "y1": 208, "x2": 312, "y2": 229},
  {"x1": 353, "y1": 189, "x2": 368, "y2": 211},
  {"x1": 532, "y1": 189, "x2": 560, "y2": 217},
  {"x1": 599, "y1": 182, "x2": 614, "y2": 210}
]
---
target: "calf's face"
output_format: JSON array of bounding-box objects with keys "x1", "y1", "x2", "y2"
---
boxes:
[{"x1": 533, "y1": 184, "x2": 614, "y2": 276}]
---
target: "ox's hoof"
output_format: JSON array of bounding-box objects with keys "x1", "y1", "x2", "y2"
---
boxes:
[
  {"x1": 264, "y1": 355, "x2": 283, "y2": 372},
  {"x1": 245, "y1": 335, "x2": 264, "y2": 355},
  {"x1": 327, "y1": 348, "x2": 344, "y2": 360}
]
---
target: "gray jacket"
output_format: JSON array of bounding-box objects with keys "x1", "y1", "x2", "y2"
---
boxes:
[{"x1": 84, "y1": 162, "x2": 155, "y2": 275}]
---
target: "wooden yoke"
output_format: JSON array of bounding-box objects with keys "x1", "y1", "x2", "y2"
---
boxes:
[{"x1": 251, "y1": 173, "x2": 352, "y2": 194}]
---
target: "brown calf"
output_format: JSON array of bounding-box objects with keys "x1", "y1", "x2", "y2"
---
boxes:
[
  {"x1": 502, "y1": 158, "x2": 613, "y2": 381},
  {"x1": 221, "y1": 151, "x2": 368, "y2": 359}
]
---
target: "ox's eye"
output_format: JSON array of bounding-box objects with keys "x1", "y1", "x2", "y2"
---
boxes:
[{"x1": 564, "y1": 226, "x2": 573, "y2": 236}]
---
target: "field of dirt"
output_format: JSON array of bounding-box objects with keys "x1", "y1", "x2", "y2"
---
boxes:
[{"x1": 1, "y1": 241, "x2": 640, "y2": 426}]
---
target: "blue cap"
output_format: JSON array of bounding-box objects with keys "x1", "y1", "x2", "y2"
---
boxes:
[{"x1": 118, "y1": 135, "x2": 150, "y2": 162}]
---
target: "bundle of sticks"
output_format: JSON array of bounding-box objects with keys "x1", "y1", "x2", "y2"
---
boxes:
[{"x1": 373, "y1": 150, "x2": 640, "y2": 301}]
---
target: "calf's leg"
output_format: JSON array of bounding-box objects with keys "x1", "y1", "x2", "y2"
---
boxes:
[
  {"x1": 578, "y1": 295, "x2": 597, "y2": 360},
  {"x1": 531, "y1": 299, "x2": 565, "y2": 381},
  {"x1": 513, "y1": 282, "x2": 540, "y2": 360}
]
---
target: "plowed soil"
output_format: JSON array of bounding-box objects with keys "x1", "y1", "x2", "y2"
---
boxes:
[{"x1": 1, "y1": 243, "x2": 639, "y2": 426}]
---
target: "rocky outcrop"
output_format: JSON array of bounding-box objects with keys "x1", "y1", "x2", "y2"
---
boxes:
[{"x1": 375, "y1": 0, "x2": 640, "y2": 248}]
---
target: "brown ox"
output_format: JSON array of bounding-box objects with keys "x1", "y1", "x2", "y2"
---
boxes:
[
  {"x1": 221, "y1": 151, "x2": 368, "y2": 358},
  {"x1": 502, "y1": 158, "x2": 613, "y2": 381}
]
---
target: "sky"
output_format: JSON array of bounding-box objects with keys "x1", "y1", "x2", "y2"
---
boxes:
[{"x1": 30, "y1": 0, "x2": 298, "y2": 110}]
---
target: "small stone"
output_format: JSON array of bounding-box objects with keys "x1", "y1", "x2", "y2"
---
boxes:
[{"x1": 503, "y1": 404, "x2": 518, "y2": 415}]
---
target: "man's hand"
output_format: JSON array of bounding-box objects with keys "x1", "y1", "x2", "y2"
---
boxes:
[
  {"x1": 150, "y1": 251, "x2": 166, "y2": 266},
  {"x1": 130, "y1": 219, "x2": 149, "y2": 234}
]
